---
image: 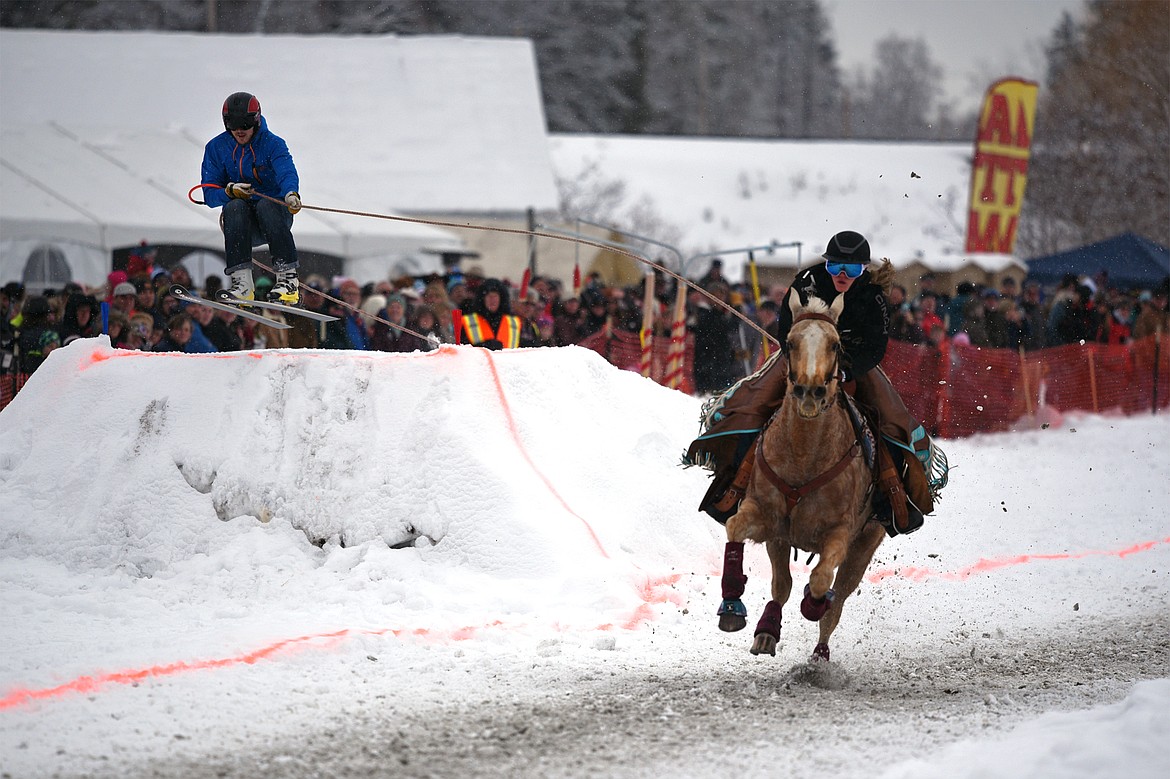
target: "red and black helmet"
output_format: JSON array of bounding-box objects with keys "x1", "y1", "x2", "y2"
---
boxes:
[{"x1": 222, "y1": 92, "x2": 261, "y2": 131}]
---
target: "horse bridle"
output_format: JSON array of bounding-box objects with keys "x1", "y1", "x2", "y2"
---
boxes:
[{"x1": 786, "y1": 310, "x2": 842, "y2": 412}]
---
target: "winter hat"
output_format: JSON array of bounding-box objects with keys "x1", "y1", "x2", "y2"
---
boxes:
[
  {"x1": 114, "y1": 282, "x2": 137, "y2": 297},
  {"x1": 385, "y1": 292, "x2": 406, "y2": 309},
  {"x1": 361, "y1": 295, "x2": 387, "y2": 319}
]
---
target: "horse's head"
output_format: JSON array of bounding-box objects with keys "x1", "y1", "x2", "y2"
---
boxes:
[{"x1": 785, "y1": 294, "x2": 845, "y2": 419}]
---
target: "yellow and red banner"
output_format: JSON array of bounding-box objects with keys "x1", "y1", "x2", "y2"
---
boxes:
[{"x1": 965, "y1": 78, "x2": 1039, "y2": 254}]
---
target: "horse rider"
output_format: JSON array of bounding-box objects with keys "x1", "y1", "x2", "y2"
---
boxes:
[{"x1": 684, "y1": 230, "x2": 938, "y2": 536}]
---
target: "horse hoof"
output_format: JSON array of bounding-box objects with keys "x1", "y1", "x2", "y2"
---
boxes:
[
  {"x1": 811, "y1": 643, "x2": 831, "y2": 662},
  {"x1": 717, "y1": 599, "x2": 747, "y2": 632},
  {"x1": 750, "y1": 633, "x2": 777, "y2": 656},
  {"x1": 719, "y1": 613, "x2": 747, "y2": 632},
  {"x1": 800, "y1": 584, "x2": 835, "y2": 621}
]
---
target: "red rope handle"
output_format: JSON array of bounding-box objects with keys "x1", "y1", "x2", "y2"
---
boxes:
[{"x1": 187, "y1": 183, "x2": 223, "y2": 205}]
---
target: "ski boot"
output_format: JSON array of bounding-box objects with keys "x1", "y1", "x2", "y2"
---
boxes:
[
  {"x1": 222, "y1": 267, "x2": 255, "y2": 302},
  {"x1": 269, "y1": 265, "x2": 299, "y2": 304}
]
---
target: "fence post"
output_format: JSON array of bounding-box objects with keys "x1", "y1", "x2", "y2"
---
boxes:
[
  {"x1": 937, "y1": 339, "x2": 952, "y2": 437},
  {"x1": 1019, "y1": 345, "x2": 1033, "y2": 417},
  {"x1": 1087, "y1": 347, "x2": 1099, "y2": 413},
  {"x1": 1154, "y1": 327, "x2": 1162, "y2": 415}
]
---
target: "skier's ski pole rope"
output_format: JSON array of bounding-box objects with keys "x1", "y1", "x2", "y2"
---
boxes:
[{"x1": 188, "y1": 185, "x2": 780, "y2": 346}]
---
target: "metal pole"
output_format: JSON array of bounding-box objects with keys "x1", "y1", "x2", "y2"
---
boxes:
[
  {"x1": 535, "y1": 223, "x2": 656, "y2": 268},
  {"x1": 526, "y1": 207, "x2": 537, "y2": 278},
  {"x1": 575, "y1": 217, "x2": 684, "y2": 274}
]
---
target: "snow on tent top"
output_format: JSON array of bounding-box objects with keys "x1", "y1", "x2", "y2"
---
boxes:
[
  {"x1": 0, "y1": 30, "x2": 558, "y2": 214},
  {"x1": 0, "y1": 339, "x2": 718, "y2": 626}
]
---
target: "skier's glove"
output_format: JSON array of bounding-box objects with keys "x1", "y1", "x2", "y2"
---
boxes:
[
  {"x1": 226, "y1": 183, "x2": 255, "y2": 199},
  {"x1": 284, "y1": 191, "x2": 302, "y2": 214}
]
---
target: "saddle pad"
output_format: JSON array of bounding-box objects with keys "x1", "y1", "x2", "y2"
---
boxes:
[{"x1": 843, "y1": 394, "x2": 877, "y2": 473}]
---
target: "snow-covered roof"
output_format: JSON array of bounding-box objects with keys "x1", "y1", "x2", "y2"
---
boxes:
[
  {"x1": 0, "y1": 29, "x2": 558, "y2": 286},
  {"x1": 0, "y1": 29, "x2": 558, "y2": 214}
]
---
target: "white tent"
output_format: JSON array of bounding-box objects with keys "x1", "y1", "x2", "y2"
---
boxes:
[{"x1": 0, "y1": 30, "x2": 561, "y2": 289}]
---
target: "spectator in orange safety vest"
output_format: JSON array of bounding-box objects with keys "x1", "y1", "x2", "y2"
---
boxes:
[{"x1": 459, "y1": 277, "x2": 532, "y2": 350}]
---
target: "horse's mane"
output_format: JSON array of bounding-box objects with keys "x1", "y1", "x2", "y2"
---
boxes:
[{"x1": 799, "y1": 296, "x2": 832, "y2": 316}]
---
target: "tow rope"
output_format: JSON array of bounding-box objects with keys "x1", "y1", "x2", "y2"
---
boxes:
[{"x1": 187, "y1": 184, "x2": 781, "y2": 347}]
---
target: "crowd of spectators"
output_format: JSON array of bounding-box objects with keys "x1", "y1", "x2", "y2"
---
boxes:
[
  {"x1": 885, "y1": 271, "x2": 1170, "y2": 353},
  {"x1": 3, "y1": 255, "x2": 1169, "y2": 394}
]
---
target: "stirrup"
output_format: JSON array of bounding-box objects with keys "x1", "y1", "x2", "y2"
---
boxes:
[{"x1": 873, "y1": 498, "x2": 924, "y2": 537}]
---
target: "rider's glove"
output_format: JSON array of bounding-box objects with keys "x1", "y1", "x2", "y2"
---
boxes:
[
  {"x1": 284, "y1": 191, "x2": 302, "y2": 214},
  {"x1": 226, "y1": 182, "x2": 255, "y2": 199}
]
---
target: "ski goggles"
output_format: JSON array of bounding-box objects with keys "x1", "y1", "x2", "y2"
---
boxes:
[
  {"x1": 224, "y1": 117, "x2": 258, "y2": 131},
  {"x1": 824, "y1": 260, "x2": 867, "y2": 279}
]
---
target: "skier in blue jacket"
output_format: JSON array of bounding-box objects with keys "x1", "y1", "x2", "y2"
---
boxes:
[{"x1": 200, "y1": 92, "x2": 303, "y2": 304}]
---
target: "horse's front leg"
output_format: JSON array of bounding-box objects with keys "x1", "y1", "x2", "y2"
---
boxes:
[
  {"x1": 800, "y1": 531, "x2": 849, "y2": 623},
  {"x1": 718, "y1": 498, "x2": 768, "y2": 632},
  {"x1": 813, "y1": 522, "x2": 885, "y2": 662},
  {"x1": 750, "y1": 539, "x2": 791, "y2": 656}
]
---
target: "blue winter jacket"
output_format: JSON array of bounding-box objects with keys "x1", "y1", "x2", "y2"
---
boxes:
[{"x1": 200, "y1": 116, "x2": 299, "y2": 209}]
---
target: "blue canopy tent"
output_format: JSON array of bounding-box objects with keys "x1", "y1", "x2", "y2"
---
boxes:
[{"x1": 1025, "y1": 233, "x2": 1169, "y2": 290}]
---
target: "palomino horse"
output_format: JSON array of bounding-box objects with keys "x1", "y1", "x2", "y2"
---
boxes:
[{"x1": 717, "y1": 293, "x2": 883, "y2": 661}]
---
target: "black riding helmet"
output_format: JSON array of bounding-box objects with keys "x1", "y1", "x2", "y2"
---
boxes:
[
  {"x1": 222, "y1": 92, "x2": 261, "y2": 131},
  {"x1": 822, "y1": 230, "x2": 871, "y2": 264}
]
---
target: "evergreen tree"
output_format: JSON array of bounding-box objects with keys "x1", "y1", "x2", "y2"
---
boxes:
[{"x1": 1019, "y1": 0, "x2": 1170, "y2": 255}]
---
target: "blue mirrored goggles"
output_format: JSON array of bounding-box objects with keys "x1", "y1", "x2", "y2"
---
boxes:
[{"x1": 825, "y1": 260, "x2": 866, "y2": 279}]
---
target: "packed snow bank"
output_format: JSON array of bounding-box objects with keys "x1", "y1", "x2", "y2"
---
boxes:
[{"x1": 0, "y1": 338, "x2": 718, "y2": 684}]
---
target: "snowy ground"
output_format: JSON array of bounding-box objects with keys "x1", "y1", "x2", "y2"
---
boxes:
[{"x1": 1, "y1": 338, "x2": 1167, "y2": 778}]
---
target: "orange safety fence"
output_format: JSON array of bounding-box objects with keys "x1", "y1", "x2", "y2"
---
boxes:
[
  {"x1": 1, "y1": 373, "x2": 31, "y2": 412},
  {"x1": 882, "y1": 334, "x2": 1169, "y2": 438},
  {"x1": 578, "y1": 329, "x2": 696, "y2": 396}
]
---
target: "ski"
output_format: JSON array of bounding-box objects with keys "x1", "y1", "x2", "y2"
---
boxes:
[
  {"x1": 213, "y1": 291, "x2": 338, "y2": 322},
  {"x1": 168, "y1": 285, "x2": 291, "y2": 330}
]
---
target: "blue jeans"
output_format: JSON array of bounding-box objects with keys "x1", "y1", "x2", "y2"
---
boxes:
[{"x1": 223, "y1": 198, "x2": 298, "y2": 273}]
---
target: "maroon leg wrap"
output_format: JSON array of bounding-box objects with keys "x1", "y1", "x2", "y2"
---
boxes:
[
  {"x1": 800, "y1": 584, "x2": 834, "y2": 621},
  {"x1": 754, "y1": 599, "x2": 782, "y2": 639},
  {"x1": 812, "y1": 643, "x2": 831, "y2": 662},
  {"x1": 721, "y1": 542, "x2": 748, "y2": 600}
]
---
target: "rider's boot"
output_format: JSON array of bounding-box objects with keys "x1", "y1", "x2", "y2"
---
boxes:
[{"x1": 875, "y1": 443, "x2": 924, "y2": 536}]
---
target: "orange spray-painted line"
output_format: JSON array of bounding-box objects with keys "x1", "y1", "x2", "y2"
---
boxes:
[
  {"x1": 3, "y1": 535, "x2": 1161, "y2": 712},
  {"x1": 865, "y1": 536, "x2": 1170, "y2": 583},
  {"x1": 478, "y1": 348, "x2": 610, "y2": 559},
  {"x1": 0, "y1": 621, "x2": 515, "y2": 711},
  {"x1": 0, "y1": 574, "x2": 687, "y2": 711}
]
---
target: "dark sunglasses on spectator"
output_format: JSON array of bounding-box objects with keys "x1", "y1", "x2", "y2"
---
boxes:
[{"x1": 825, "y1": 261, "x2": 866, "y2": 279}]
